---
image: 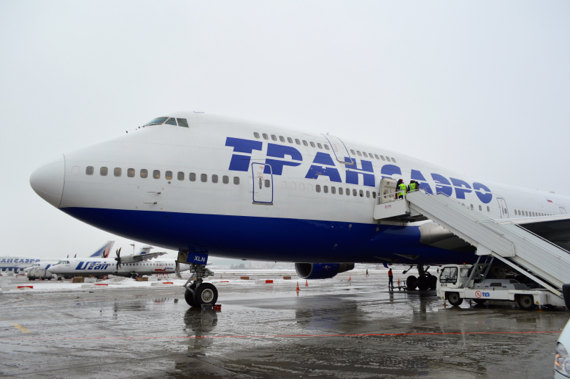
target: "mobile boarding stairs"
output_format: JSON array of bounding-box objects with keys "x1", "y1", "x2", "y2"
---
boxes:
[{"x1": 373, "y1": 185, "x2": 570, "y2": 308}]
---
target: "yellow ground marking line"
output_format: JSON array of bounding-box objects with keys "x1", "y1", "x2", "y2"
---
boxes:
[{"x1": 13, "y1": 324, "x2": 30, "y2": 333}]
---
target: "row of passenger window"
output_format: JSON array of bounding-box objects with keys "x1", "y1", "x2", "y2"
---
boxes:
[
  {"x1": 514, "y1": 209, "x2": 551, "y2": 217},
  {"x1": 85, "y1": 166, "x2": 240, "y2": 185},
  {"x1": 315, "y1": 184, "x2": 377, "y2": 199},
  {"x1": 252, "y1": 132, "x2": 397, "y2": 163},
  {"x1": 461, "y1": 203, "x2": 491, "y2": 213}
]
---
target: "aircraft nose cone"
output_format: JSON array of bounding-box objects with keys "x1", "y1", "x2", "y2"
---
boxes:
[{"x1": 30, "y1": 156, "x2": 65, "y2": 208}]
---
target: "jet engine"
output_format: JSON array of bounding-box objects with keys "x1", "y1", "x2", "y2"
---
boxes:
[{"x1": 295, "y1": 263, "x2": 355, "y2": 279}]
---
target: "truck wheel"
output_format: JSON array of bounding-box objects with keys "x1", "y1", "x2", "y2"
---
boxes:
[
  {"x1": 516, "y1": 295, "x2": 535, "y2": 310},
  {"x1": 447, "y1": 292, "x2": 463, "y2": 306}
]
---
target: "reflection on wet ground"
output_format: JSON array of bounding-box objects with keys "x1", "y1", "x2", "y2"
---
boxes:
[{"x1": 0, "y1": 271, "x2": 567, "y2": 378}]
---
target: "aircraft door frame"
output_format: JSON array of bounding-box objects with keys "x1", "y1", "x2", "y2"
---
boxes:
[
  {"x1": 323, "y1": 134, "x2": 354, "y2": 165},
  {"x1": 496, "y1": 197, "x2": 510, "y2": 218},
  {"x1": 251, "y1": 162, "x2": 274, "y2": 205}
]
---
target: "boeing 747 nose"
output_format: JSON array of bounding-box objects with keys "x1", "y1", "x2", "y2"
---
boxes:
[{"x1": 30, "y1": 156, "x2": 65, "y2": 208}]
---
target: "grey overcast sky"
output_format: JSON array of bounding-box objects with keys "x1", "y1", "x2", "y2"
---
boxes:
[{"x1": 1, "y1": 1, "x2": 569, "y2": 259}]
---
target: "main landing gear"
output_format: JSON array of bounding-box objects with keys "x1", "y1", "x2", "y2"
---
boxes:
[
  {"x1": 184, "y1": 263, "x2": 218, "y2": 308},
  {"x1": 404, "y1": 264, "x2": 437, "y2": 291}
]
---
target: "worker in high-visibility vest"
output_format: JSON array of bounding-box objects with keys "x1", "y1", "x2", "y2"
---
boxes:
[
  {"x1": 397, "y1": 179, "x2": 406, "y2": 199},
  {"x1": 408, "y1": 180, "x2": 418, "y2": 193}
]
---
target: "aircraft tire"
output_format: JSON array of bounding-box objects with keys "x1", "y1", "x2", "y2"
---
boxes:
[
  {"x1": 516, "y1": 295, "x2": 535, "y2": 310},
  {"x1": 447, "y1": 292, "x2": 463, "y2": 307},
  {"x1": 185, "y1": 288, "x2": 196, "y2": 307},
  {"x1": 418, "y1": 277, "x2": 430, "y2": 291},
  {"x1": 406, "y1": 276, "x2": 418, "y2": 291},
  {"x1": 194, "y1": 283, "x2": 218, "y2": 306}
]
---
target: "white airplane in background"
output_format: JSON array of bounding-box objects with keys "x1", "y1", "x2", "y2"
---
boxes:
[
  {"x1": 29, "y1": 112, "x2": 570, "y2": 307},
  {"x1": 1, "y1": 241, "x2": 114, "y2": 275},
  {"x1": 47, "y1": 246, "x2": 189, "y2": 279}
]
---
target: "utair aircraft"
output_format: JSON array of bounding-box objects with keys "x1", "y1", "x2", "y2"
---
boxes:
[
  {"x1": 29, "y1": 112, "x2": 570, "y2": 308},
  {"x1": 47, "y1": 246, "x2": 190, "y2": 279},
  {"x1": 1, "y1": 241, "x2": 114, "y2": 275}
]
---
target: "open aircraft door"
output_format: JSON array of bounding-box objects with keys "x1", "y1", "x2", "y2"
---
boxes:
[
  {"x1": 323, "y1": 134, "x2": 354, "y2": 165},
  {"x1": 251, "y1": 162, "x2": 273, "y2": 204}
]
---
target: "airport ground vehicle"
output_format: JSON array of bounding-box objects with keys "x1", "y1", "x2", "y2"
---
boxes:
[
  {"x1": 25, "y1": 264, "x2": 56, "y2": 280},
  {"x1": 436, "y1": 258, "x2": 565, "y2": 310}
]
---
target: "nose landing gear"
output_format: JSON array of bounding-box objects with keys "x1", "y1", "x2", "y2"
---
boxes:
[
  {"x1": 178, "y1": 250, "x2": 218, "y2": 308},
  {"x1": 183, "y1": 264, "x2": 217, "y2": 307}
]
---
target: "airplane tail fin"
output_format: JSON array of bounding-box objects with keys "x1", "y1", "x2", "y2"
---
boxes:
[
  {"x1": 138, "y1": 246, "x2": 153, "y2": 255},
  {"x1": 90, "y1": 241, "x2": 115, "y2": 258}
]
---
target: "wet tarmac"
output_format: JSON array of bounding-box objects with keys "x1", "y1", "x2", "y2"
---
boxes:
[{"x1": 0, "y1": 269, "x2": 568, "y2": 378}]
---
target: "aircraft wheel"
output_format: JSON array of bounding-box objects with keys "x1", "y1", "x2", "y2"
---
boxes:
[
  {"x1": 194, "y1": 283, "x2": 218, "y2": 306},
  {"x1": 406, "y1": 276, "x2": 418, "y2": 291},
  {"x1": 447, "y1": 292, "x2": 463, "y2": 307},
  {"x1": 418, "y1": 277, "x2": 430, "y2": 291},
  {"x1": 184, "y1": 282, "x2": 197, "y2": 307},
  {"x1": 185, "y1": 288, "x2": 196, "y2": 307},
  {"x1": 516, "y1": 295, "x2": 535, "y2": 310}
]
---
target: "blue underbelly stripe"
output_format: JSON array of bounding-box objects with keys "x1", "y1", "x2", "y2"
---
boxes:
[{"x1": 62, "y1": 207, "x2": 475, "y2": 264}]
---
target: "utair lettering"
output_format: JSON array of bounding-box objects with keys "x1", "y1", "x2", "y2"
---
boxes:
[
  {"x1": 75, "y1": 261, "x2": 111, "y2": 271},
  {"x1": 225, "y1": 137, "x2": 493, "y2": 204}
]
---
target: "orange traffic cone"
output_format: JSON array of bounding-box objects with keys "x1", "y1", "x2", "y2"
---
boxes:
[
  {"x1": 305, "y1": 280, "x2": 308, "y2": 287},
  {"x1": 296, "y1": 281, "x2": 300, "y2": 291}
]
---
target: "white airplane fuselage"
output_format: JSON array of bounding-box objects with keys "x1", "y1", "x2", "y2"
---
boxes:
[
  {"x1": 30, "y1": 113, "x2": 570, "y2": 266},
  {"x1": 48, "y1": 258, "x2": 188, "y2": 278},
  {"x1": 0, "y1": 257, "x2": 41, "y2": 273}
]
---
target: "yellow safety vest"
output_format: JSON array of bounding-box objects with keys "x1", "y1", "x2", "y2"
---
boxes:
[
  {"x1": 409, "y1": 182, "x2": 417, "y2": 192},
  {"x1": 398, "y1": 183, "x2": 406, "y2": 197}
]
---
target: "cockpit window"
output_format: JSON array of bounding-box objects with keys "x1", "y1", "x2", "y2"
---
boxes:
[
  {"x1": 144, "y1": 117, "x2": 168, "y2": 126},
  {"x1": 143, "y1": 116, "x2": 189, "y2": 128}
]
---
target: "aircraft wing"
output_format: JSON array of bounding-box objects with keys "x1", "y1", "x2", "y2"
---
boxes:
[
  {"x1": 118, "y1": 251, "x2": 168, "y2": 263},
  {"x1": 498, "y1": 214, "x2": 570, "y2": 251}
]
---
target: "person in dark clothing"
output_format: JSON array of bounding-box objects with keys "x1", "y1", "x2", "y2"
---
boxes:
[{"x1": 388, "y1": 268, "x2": 394, "y2": 291}]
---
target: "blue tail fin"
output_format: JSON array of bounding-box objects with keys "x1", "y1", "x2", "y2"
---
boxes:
[{"x1": 90, "y1": 241, "x2": 115, "y2": 258}]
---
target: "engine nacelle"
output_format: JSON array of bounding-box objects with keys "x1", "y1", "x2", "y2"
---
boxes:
[{"x1": 295, "y1": 262, "x2": 355, "y2": 279}]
